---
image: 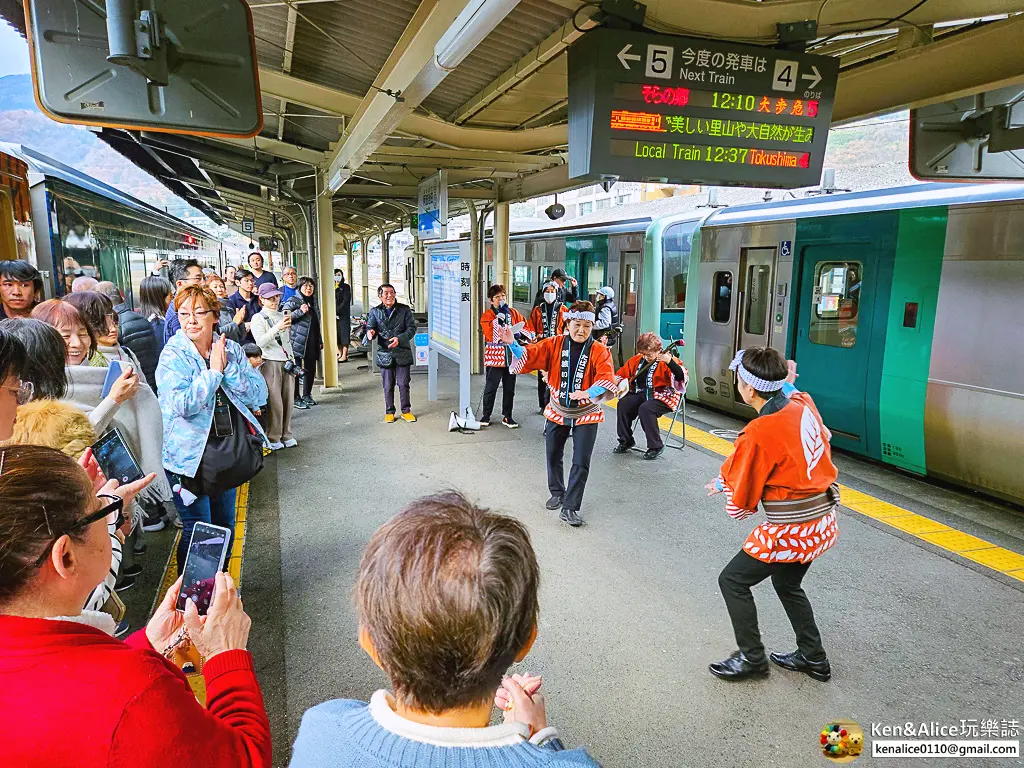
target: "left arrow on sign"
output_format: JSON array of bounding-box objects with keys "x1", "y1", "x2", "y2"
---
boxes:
[
  {"x1": 801, "y1": 65, "x2": 822, "y2": 89},
  {"x1": 617, "y1": 44, "x2": 642, "y2": 70}
]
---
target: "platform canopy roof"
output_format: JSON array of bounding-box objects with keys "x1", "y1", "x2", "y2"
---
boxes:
[{"x1": 3, "y1": 0, "x2": 1023, "y2": 247}]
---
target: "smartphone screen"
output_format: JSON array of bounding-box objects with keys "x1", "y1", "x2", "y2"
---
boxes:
[
  {"x1": 92, "y1": 429, "x2": 145, "y2": 485},
  {"x1": 176, "y1": 523, "x2": 231, "y2": 615}
]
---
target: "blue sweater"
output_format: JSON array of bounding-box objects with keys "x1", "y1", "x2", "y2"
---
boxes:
[{"x1": 288, "y1": 692, "x2": 601, "y2": 768}]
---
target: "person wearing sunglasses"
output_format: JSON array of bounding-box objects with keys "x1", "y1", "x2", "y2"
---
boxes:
[{"x1": 0, "y1": 445, "x2": 272, "y2": 768}]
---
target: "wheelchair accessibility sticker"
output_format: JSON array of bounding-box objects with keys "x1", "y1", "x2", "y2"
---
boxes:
[{"x1": 781, "y1": 240, "x2": 792, "y2": 257}]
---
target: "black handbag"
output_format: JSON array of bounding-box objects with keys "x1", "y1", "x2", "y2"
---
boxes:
[
  {"x1": 190, "y1": 387, "x2": 264, "y2": 498},
  {"x1": 375, "y1": 347, "x2": 395, "y2": 368}
]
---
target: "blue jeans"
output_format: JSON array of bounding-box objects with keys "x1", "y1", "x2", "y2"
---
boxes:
[{"x1": 167, "y1": 470, "x2": 237, "y2": 576}]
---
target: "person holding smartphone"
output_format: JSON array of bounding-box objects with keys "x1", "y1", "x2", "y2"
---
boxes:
[
  {"x1": 0, "y1": 445, "x2": 271, "y2": 768},
  {"x1": 157, "y1": 284, "x2": 268, "y2": 576}
]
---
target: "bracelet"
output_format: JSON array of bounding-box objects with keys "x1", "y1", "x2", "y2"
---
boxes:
[{"x1": 162, "y1": 626, "x2": 191, "y2": 658}]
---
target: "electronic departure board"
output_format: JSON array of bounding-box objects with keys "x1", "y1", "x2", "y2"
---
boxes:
[{"x1": 567, "y1": 29, "x2": 840, "y2": 189}]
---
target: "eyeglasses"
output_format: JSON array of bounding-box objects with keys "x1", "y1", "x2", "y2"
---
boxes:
[
  {"x1": 177, "y1": 309, "x2": 215, "y2": 321},
  {"x1": 33, "y1": 493, "x2": 124, "y2": 567},
  {"x1": 2, "y1": 379, "x2": 33, "y2": 405}
]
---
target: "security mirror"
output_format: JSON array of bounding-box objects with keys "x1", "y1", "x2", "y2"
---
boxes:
[
  {"x1": 910, "y1": 85, "x2": 1024, "y2": 181},
  {"x1": 24, "y1": 0, "x2": 262, "y2": 138}
]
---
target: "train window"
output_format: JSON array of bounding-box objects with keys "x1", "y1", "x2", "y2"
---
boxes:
[
  {"x1": 512, "y1": 265, "x2": 532, "y2": 304},
  {"x1": 711, "y1": 271, "x2": 733, "y2": 323},
  {"x1": 662, "y1": 222, "x2": 694, "y2": 311},
  {"x1": 625, "y1": 263, "x2": 638, "y2": 316},
  {"x1": 810, "y1": 261, "x2": 862, "y2": 348},
  {"x1": 585, "y1": 260, "x2": 605, "y2": 302},
  {"x1": 744, "y1": 264, "x2": 771, "y2": 335}
]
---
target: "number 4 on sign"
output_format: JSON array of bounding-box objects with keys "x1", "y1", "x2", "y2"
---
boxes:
[{"x1": 772, "y1": 59, "x2": 798, "y2": 92}]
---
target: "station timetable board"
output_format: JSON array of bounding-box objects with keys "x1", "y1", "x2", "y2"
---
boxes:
[{"x1": 568, "y1": 28, "x2": 839, "y2": 189}]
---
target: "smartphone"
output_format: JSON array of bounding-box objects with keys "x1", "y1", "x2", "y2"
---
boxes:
[
  {"x1": 100, "y1": 360, "x2": 133, "y2": 399},
  {"x1": 176, "y1": 522, "x2": 232, "y2": 615},
  {"x1": 92, "y1": 427, "x2": 145, "y2": 485}
]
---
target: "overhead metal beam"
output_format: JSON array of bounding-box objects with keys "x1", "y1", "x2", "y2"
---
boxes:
[
  {"x1": 258, "y1": 68, "x2": 567, "y2": 151},
  {"x1": 335, "y1": 185, "x2": 495, "y2": 199},
  {"x1": 832, "y1": 14, "x2": 1024, "y2": 123},
  {"x1": 640, "y1": 0, "x2": 1022, "y2": 41},
  {"x1": 277, "y1": 3, "x2": 299, "y2": 142},
  {"x1": 217, "y1": 134, "x2": 327, "y2": 166},
  {"x1": 368, "y1": 145, "x2": 563, "y2": 165},
  {"x1": 496, "y1": 164, "x2": 597, "y2": 203}
]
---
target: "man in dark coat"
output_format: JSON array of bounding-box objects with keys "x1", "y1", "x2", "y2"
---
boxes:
[
  {"x1": 365, "y1": 283, "x2": 417, "y2": 423},
  {"x1": 96, "y1": 281, "x2": 159, "y2": 391}
]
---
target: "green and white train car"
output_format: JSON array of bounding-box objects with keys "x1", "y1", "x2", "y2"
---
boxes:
[{"x1": 428, "y1": 183, "x2": 1024, "y2": 505}]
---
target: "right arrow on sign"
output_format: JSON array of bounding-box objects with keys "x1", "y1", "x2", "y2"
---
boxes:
[
  {"x1": 801, "y1": 65, "x2": 822, "y2": 89},
  {"x1": 617, "y1": 44, "x2": 641, "y2": 70}
]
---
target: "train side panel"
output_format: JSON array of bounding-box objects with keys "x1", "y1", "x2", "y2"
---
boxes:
[{"x1": 924, "y1": 200, "x2": 1024, "y2": 504}]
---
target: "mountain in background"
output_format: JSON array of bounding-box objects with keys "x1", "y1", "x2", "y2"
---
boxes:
[{"x1": 0, "y1": 72, "x2": 210, "y2": 225}]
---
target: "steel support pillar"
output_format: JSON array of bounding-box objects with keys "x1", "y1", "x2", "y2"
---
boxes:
[
  {"x1": 468, "y1": 202, "x2": 482, "y2": 374},
  {"x1": 494, "y1": 201, "x2": 510, "y2": 293},
  {"x1": 381, "y1": 229, "x2": 391, "y2": 284},
  {"x1": 361, "y1": 238, "x2": 371, "y2": 317},
  {"x1": 315, "y1": 173, "x2": 340, "y2": 389}
]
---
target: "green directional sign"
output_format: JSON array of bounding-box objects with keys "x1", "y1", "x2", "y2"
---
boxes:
[{"x1": 568, "y1": 28, "x2": 840, "y2": 188}]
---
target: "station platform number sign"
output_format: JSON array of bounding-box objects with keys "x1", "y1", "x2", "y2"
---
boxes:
[{"x1": 568, "y1": 28, "x2": 839, "y2": 188}]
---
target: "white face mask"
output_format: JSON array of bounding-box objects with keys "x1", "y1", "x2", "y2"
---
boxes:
[{"x1": 543, "y1": 293, "x2": 556, "y2": 305}]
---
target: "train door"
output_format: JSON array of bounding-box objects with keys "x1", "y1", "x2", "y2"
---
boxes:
[
  {"x1": 736, "y1": 247, "x2": 776, "y2": 350},
  {"x1": 619, "y1": 251, "x2": 640, "y2": 353},
  {"x1": 793, "y1": 245, "x2": 875, "y2": 452}
]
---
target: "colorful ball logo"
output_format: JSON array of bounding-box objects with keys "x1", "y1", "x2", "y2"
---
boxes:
[{"x1": 820, "y1": 721, "x2": 864, "y2": 762}]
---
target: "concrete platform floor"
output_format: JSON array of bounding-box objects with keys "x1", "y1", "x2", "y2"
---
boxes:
[{"x1": 244, "y1": 357, "x2": 1024, "y2": 767}]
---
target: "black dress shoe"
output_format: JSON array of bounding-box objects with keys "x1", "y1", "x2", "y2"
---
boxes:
[
  {"x1": 612, "y1": 441, "x2": 634, "y2": 454},
  {"x1": 545, "y1": 495, "x2": 563, "y2": 510},
  {"x1": 559, "y1": 509, "x2": 585, "y2": 527},
  {"x1": 643, "y1": 447, "x2": 664, "y2": 460},
  {"x1": 770, "y1": 650, "x2": 832, "y2": 682},
  {"x1": 708, "y1": 651, "x2": 769, "y2": 681},
  {"x1": 121, "y1": 563, "x2": 143, "y2": 578}
]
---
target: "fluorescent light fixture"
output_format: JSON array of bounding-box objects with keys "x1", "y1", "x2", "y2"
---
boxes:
[{"x1": 435, "y1": 0, "x2": 520, "y2": 71}]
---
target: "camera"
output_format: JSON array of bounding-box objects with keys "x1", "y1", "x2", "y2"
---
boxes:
[
  {"x1": 282, "y1": 360, "x2": 301, "y2": 376},
  {"x1": 544, "y1": 202, "x2": 565, "y2": 220}
]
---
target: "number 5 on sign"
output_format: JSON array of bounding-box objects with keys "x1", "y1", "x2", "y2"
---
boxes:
[
  {"x1": 646, "y1": 45, "x2": 674, "y2": 79},
  {"x1": 772, "y1": 59, "x2": 798, "y2": 92}
]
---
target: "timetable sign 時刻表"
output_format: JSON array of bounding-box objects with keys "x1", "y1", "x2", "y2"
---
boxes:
[{"x1": 568, "y1": 28, "x2": 839, "y2": 188}]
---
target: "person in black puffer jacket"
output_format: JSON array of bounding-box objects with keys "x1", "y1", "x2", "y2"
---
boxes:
[
  {"x1": 96, "y1": 281, "x2": 159, "y2": 391},
  {"x1": 365, "y1": 283, "x2": 417, "y2": 423},
  {"x1": 282, "y1": 276, "x2": 323, "y2": 409}
]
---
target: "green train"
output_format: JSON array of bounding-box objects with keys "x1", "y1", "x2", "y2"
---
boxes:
[{"x1": 419, "y1": 183, "x2": 1024, "y2": 505}]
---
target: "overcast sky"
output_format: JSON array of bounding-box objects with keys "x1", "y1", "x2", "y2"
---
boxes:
[{"x1": 0, "y1": 22, "x2": 30, "y2": 78}]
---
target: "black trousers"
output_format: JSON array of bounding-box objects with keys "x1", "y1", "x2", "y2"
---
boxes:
[
  {"x1": 718, "y1": 550, "x2": 826, "y2": 664},
  {"x1": 545, "y1": 421, "x2": 598, "y2": 512},
  {"x1": 538, "y1": 375, "x2": 549, "y2": 410},
  {"x1": 294, "y1": 347, "x2": 319, "y2": 400},
  {"x1": 482, "y1": 366, "x2": 516, "y2": 420},
  {"x1": 616, "y1": 392, "x2": 670, "y2": 451}
]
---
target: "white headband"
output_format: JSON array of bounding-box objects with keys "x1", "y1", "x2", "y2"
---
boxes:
[
  {"x1": 728, "y1": 350, "x2": 787, "y2": 392},
  {"x1": 565, "y1": 311, "x2": 595, "y2": 322}
]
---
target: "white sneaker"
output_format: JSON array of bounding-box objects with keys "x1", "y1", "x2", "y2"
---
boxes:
[
  {"x1": 283, "y1": 438, "x2": 298, "y2": 448},
  {"x1": 269, "y1": 441, "x2": 285, "y2": 451}
]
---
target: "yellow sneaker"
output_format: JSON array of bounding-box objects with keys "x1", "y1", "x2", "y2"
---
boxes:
[
  {"x1": 401, "y1": 412, "x2": 417, "y2": 422},
  {"x1": 385, "y1": 414, "x2": 396, "y2": 423}
]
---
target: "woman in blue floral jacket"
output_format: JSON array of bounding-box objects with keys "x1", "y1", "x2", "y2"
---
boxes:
[{"x1": 156, "y1": 284, "x2": 268, "y2": 573}]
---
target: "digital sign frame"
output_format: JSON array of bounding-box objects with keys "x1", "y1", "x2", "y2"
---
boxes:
[{"x1": 568, "y1": 28, "x2": 840, "y2": 189}]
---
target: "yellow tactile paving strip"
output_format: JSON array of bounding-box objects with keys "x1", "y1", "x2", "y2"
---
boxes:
[{"x1": 605, "y1": 398, "x2": 1024, "y2": 584}]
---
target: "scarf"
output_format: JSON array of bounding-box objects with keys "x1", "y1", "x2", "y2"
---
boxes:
[
  {"x1": 541, "y1": 302, "x2": 556, "y2": 337},
  {"x1": 558, "y1": 335, "x2": 592, "y2": 407},
  {"x1": 633, "y1": 358, "x2": 658, "y2": 398},
  {"x1": 64, "y1": 365, "x2": 172, "y2": 506}
]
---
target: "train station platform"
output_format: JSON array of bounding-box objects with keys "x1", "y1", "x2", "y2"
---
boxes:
[{"x1": 210, "y1": 358, "x2": 1024, "y2": 767}]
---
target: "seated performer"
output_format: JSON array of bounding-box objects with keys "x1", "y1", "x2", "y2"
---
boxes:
[
  {"x1": 501, "y1": 301, "x2": 616, "y2": 528},
  {"x1": 613, "y1": 332, "x2": 688, "y2": 460},
  {"x1": 706, "y1": 347, "x2": 839, "y2": 683},
  {"x1": 527, "y1": 282, "x2": 567, "y2": 413},
  {"x1": 480, "y1": 284, "x2": 530, "y2": 428}
]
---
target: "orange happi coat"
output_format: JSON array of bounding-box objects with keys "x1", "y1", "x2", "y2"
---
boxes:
[
  {"x1": 510, "y1": 334, "x2": 616, "y2": 425},
  {"x1": 480, "y1": 305, "x2": 530, "y2": 368},
  {"x1": 718, "y1": 390, "x2": 839, "y2": 564},
  {"x1": 614, "y1": 354, "x2": 688, "y2": 411},
  {"x1": 528, "y1": 303, "x2": 567, "y2": 340}
]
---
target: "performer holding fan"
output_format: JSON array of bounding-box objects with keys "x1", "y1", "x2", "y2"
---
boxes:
[
  {"x1": 706, "y1": 347, "x2": 839, "y2": 683},
  {"x1": 501, "y1": 301, "x2": 616, "y2": 527},
  {"x1": 613, "y1": 332, "x2": 688, "y2": 460}
]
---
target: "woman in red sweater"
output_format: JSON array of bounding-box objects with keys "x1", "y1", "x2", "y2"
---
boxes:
[{"x1": 0, "y1": 444, "x2": 272, "y2": 768}]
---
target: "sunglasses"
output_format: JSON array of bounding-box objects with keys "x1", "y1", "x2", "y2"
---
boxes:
[
  {"x1": 33, "y1": 493, "x2": 125, "y2": 568},
  {"x1": 2, "y1": 379, "x2": 33, "y2": 405}
]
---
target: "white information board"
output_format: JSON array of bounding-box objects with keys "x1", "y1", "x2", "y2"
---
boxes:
[{"x1": 426, "y1": 241, "x2": 472, "y2": 416}]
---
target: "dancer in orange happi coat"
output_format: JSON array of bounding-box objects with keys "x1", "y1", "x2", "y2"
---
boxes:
[
  {"x1": 706, "y1": 346, "x2": 839, "y2": 683},
  {"x1": 479, "y1": 284, "x2": 530, "y2": 428},
  {"x1": 500, "y1": 301, "x2": 616, "y2": 528}
]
